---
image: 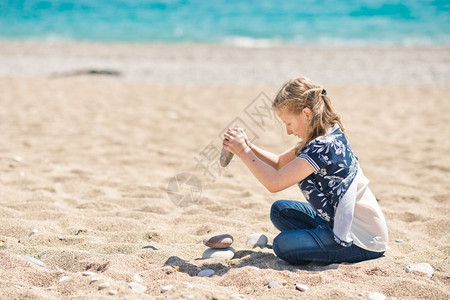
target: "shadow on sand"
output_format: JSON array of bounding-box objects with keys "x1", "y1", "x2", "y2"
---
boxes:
[{"x1": 163, "y1": 248, "x2": 340, "y2": 277}]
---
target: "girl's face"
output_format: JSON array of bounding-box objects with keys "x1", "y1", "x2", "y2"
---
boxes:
[{"x1": 276, "y1": 106, "x2": 311, "y2": 140}]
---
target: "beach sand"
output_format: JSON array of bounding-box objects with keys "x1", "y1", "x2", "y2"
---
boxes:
[{"x1": 0, "y1": 41, "x2": 449, "y2": 299}]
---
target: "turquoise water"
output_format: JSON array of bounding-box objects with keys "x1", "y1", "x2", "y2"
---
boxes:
[{"x1": 0, "y1": 0, "x2": 449, "y2": 46}]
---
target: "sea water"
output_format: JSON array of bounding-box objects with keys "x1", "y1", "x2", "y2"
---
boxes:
[{"x1": 0, "y1": 0, "x2": 448, "y2": 46}]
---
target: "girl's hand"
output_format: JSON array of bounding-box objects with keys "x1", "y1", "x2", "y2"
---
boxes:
[
  {"x1": 236, "y1": 127, "x2": 251, "y2": 147},
  {"x1": 223, "y1": 128, "x2": 250, "y2": 156}
]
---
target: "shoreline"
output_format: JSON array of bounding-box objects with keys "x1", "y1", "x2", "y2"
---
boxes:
[{"x1": 0, "y1": 39, "x2": 448, "y2": 87}]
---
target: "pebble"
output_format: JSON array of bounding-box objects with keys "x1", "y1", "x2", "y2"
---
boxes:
[
  {"x1": 161, "y1": 284, "x2": 174, "y2": 293},
  {"x1": 13, "y1": 155, "x2": 23, "y2": 162},
  {"x1": 98, "y1": 282, "x2": 110, "y2": 290},
  {"x1": 185, "y1": 295, "x2": 194, "y2": 299},
  {"x1": 59, "y1": 276, "x2": 69, "y2": 283},
  {"x1": 90, "y1": 277, "x2": 101, "y2": 283},
  {"x1": 142, "y1": 245, "x2": 158, "y2": 250},
  {"x1": 108, "y1": 290, "x2": 117, "y2": 296},
  {"x1": 129, "y1": 282, "x2": 147, "y2": 293},
  {"x1": 295, "y1": 283, "x2": 309, "y2": 292},
  {"x1": 168, "y1": 111, "x2": 179, "y2": 120},
  {"x1": 246, "y1": 233, "x2": 268, "y2": 247},
  {"x1": 197, "y1": 269, "x2": 215, "y2": 277},
  {"x1": 133, "y1": 274, "x2": 142, "y2": 283},
  {"x1": 203, "y1": 234, "x2": 234, "y2": 249},
  {"x1": 24, "y1": 256, "x2": 45, "y2": 267},
  {"x1": 202, "y1": 247, "x2": 235, "y2": 259},
  {"x1": 368, "y1": 292, "x2": 386, "y2": 300},
  {"x1": 405, "y1": 262, "x2": 434, "y2": 278},
  {"x1": 267, "y1": 281, "x2": 278, "y2": 288},
  {"x1": 395, "y1": 239, "x2": 403, "y2": 243},
  {"x1": 82, "y1": 271, "x2": 96, "y2": 276},
  {"x1": 28, "y1": 229, "x2": 38, "y2": 237}
]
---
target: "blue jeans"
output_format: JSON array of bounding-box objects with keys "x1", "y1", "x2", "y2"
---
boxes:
[{"x1": 270, "y1": 200, "x2": 384, "y2": 265}]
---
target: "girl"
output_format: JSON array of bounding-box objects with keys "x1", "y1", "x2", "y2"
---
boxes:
[{"x1": 223, "y1": 77, "x2": 388, "y2": 265}]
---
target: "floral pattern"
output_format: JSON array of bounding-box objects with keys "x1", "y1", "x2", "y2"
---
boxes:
[{"x1": 298, "y1": 124, "x2": 358, "y2": 229}]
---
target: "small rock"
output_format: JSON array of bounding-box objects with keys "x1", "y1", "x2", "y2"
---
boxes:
[
  {"x1": 267, "y1": 281, "x2": 278, "y2": 288},
  {"x1": 185, "y1": 295, "x2": 194, "y2": 299},
  {"x1": 295, "y1": 283, "x2": 309, "y2": 292},
  {"x1": 13, "y1": 155, "x2": 23, "y2": 162},
  {"x1": 168, "y1": 111, "x2": 179, "y2": 120},
  {"x1": 59, "y1": 276, "x2": 69, "y2": 283},
  {"x1": 246, "y1": 233, "x2": 268, "y2": 247},
  {"x1": 28, "y1": 229, "x2": 38, "y2": 237},
  {"x1": 202, "y1": 247, "x2": 235, "y2": 259},
  {"x1": 98, "y1": 282, "x2": 110, "y2": 290},
  {"x1": 161, "y1": 284, "x2": 173, "y2": 293},
  {"x1": 90, "y1": 277, "x2": 101, "y2": 283},
  {"x1": 82, "y1": 271, "x2": 96, "y2": 276},
  {"x1": 395, "y1": 239, "x2": 403, "y2": 243},
  {"x1": 133, "y1": 274, "x2": 142, "y2": 283},
  {"x1": 368, "y1": 292, "x2": 386, "y2": 300},
  {"x1": 197, "y1": 269, "x2": 215, "y2": 277},
  {"x1": 142, "y1": 245, "x2": 158, "y2": 250},
  {"x1": 129, "y1": 282, "x2": 147, "y2": 293},
  {"x1": 57, "y1": 236, "x2": 64, "y2": 241},
  {"x1": 405, "y1": 262, "x2": 434, "y2": 278},
  {"x1": 24, "y1": 256, "x2": 45, "y2": 267},
  {"x1": 108, "y1": 290, "x2": 117, "y2": 295},
  {"x1": 203, "y1": 234, "x2": 234, "y2": 249},
  {"x1": 184, "y1": 282, "x2": 195, "y2": 288}
]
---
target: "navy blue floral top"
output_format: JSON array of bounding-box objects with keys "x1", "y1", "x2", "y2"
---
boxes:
[{"x1": 298, "y1": 124, "x2": 358, "y2": 232}]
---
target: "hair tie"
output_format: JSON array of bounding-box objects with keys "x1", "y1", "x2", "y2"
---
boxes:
[{"x1": 321, "y1": 89, "x2": 327, "y2": 96}]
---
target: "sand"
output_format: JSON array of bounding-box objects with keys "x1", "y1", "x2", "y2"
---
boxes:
[{"x1": 0, "y1": 41, "x2": 449, "y2": 299}]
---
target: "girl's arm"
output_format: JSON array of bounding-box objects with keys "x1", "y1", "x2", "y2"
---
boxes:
[
  {"x1": 224, "y1": 129, "x2": 314, "y2": 193},
  {"x1": 235, "y1": 127, "x2": 297, "y2": 170},
  {"x1": 250, "y1": 143, "x2": 297, "y2": 170}
]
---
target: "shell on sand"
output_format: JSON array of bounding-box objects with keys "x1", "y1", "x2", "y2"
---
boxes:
[
  {"x1": 219, "y1": 148, "x2": 234, "y2": 167},
  {"x1": 203, "y1": 234, "x2": 234, "y2": 249}
]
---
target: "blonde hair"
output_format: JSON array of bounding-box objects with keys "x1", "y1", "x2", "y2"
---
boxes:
[{"x1": 273, "y1": 77, "x2": 345, "y2": 154}]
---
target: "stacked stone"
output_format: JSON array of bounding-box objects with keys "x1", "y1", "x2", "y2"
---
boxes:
[{"x1": 202, "y1": 234, "x2": 235, "y2": 260}]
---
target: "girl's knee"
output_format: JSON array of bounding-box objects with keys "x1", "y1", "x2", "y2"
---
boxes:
[
  {"x1": 270, "y1": 200, "x2": 286, "y2": 224},
  {"x1": 272, "y1": 232, "x2": 289, "y2": 258}
]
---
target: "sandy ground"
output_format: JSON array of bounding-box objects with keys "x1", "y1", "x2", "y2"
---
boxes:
[{"x1": 0, "y1": 41, "x2": 449, "y2": 299}]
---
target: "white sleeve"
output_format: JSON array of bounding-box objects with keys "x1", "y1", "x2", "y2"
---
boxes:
[{"x1": 333, "y1": 173, "x2": 358, "y2": 247}]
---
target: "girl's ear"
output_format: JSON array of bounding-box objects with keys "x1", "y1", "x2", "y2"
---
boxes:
[{"x1": 302, "y1": 107, "x2": 312, "y2": 121}]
